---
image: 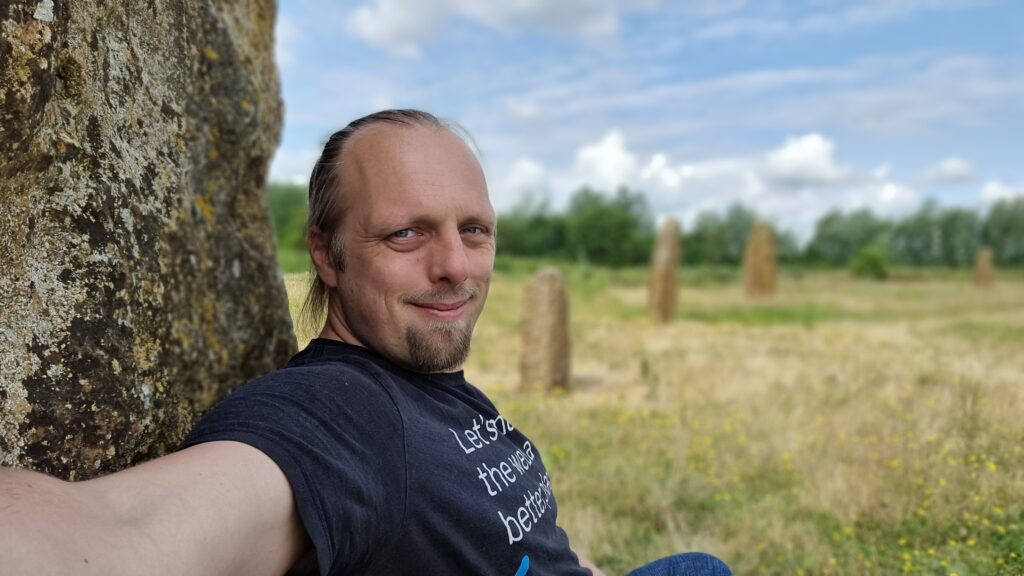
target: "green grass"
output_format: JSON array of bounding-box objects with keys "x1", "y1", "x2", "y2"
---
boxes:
[
  {"x1": 944, "y1": 321, "x2": 1024, "y2": 344},
  {"x1": 279, "y1": 258, "x2": 1024, "y2": 575},
  {"x1": 679, "y1": 303, "x2": 849, "y2": 326}
]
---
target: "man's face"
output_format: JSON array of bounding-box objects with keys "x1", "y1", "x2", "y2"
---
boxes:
[{"x1": 319, "y1": 123, "x2": 496, "y2": 372}]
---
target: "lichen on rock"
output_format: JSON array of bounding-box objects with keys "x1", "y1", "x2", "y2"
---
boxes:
[{"x1": 1, "y1": 0, "x2": 295, "y2": 480}]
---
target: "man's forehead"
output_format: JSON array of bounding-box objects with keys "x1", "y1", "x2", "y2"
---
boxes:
[
  {"x1": 345, "y1": 122, "x2": 472, "y2": 163},
  {"x1": 344, "y1": 124, "x2": 475, "y2": 178},
  {"x1": 338, "y1": 122, "x2": 491, "y2": 217}
]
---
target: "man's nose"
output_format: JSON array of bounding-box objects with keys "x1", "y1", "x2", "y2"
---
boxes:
[{"x1": 428, "y1": 230, "x2": 470, "y2": 285}]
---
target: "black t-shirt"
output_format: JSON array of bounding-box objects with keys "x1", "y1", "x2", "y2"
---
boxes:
[{"x1": 181, "y1": 338, "x2": 590, "y2": 576}]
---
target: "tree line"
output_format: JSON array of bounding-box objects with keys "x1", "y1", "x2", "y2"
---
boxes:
[{"x1": 267, "y1": 182, "x2": 1024, "y2": 269}]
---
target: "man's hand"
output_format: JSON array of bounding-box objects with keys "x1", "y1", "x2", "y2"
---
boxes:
[{"x1": 0, "y1": 441, "x2": 308, "y2": 575}]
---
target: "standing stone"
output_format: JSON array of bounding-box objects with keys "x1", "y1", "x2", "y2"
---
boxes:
[
  {"x1": 648, "y1": 218, "x2": 681, "y2": 323},
  {"x1": 974, "y1": 247, "x2": 995, "y2": 287},
  {"x1": 743, "y1": 221, "x2": 777, "y2": 298},
  {"x1": 0, "y1": 0, "x2": 295, "y2": 480},
  {"x1": 520, "y1": 268, "x2": 571, "y2": 391}
]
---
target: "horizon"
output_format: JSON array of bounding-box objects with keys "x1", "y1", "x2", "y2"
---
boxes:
[{"x1": 269, "y1": 1, "x2": 1023, "y2": 242}]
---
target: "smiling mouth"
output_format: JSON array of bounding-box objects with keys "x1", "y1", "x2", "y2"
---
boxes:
[
  {"x1": 409, "y1": 299, "x2": 470, "y2": 320},
  {"x1": 403, "y1": 284, "x2": 479, "y2": 320},
  {"x1": 413, "y1": 300, "x2": 467, "y2": 310}
]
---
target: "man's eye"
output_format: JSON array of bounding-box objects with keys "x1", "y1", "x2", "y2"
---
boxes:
[
  {"x1": 391, "y1": 229, "x2": 415, "y2": 239},
  {"x1": 462, "y1": 226, "x2": 485, "y2": 235}
]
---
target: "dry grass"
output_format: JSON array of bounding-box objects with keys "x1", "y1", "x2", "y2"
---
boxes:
[{"x1": 283, "y1": 266, "x2": 1024, "y2": 575}]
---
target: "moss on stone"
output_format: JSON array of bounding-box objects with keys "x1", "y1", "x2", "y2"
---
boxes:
[{"x1": 0, "y1": 0, "x2": 295, "y2": 480}]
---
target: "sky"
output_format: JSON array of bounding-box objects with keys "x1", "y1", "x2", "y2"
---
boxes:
[{"x1": 270, "y1": 0, "x2": 1023, "y2": 240}]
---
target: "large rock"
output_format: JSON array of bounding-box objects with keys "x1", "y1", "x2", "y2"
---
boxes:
[
  {"x1": 519, "y1": 268, "x2": 571, "y2": 391},
  {"x1": 974, "y1": 247, "x2": 994, "y2": 288},
  {"x1": 0, "y1": 0, "x2": 295, "y2": 480},
  {"x1": 648, "y1": 218, "x2": 681, "y2": 323},
  {"x1": 743, "y1": 221, "x2": 777, "y2": 298}
]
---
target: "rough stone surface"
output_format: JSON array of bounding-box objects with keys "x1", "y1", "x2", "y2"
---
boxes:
[
  {"x1": 974, "y1": 248, "x2": 995, "y2": 287},
  {"x1": 648, "y1": 218, "x2": 681, "y2": 323},
  {"x1": 743, "y1": 221, "x2": 777, "y2": 298},
  {"x1": 519, "y1": 267, "x2": 571, "y2": 391},
  {"x1": 0, "y1": 0, "x2": 295, "y2": 480}
]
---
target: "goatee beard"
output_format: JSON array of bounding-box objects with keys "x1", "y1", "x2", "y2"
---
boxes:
[{"x1": 404, "y1": 319, "x2": 473, "y2": 373}]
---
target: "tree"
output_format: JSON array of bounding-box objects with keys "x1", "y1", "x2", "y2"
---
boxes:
[
  {"x1": 267, "y1": 182, "x2": 309, "y2": 253},
  {"x1": 983, "y1": 197, "x2": 1024, "y2": 266},
  {"x1": 495, "y1": 195, "x2": 567, "y2": 258},
  {"x1": 776, "y1": 229, "x2": 802, "y2": 264},
  {"x1": 850, "y1": 244, "x2": 889, "y2": 280},
  {"x1": 682, "y1": 203, "x2": 800, "y2": 266},
  {"x1": 684, "y1": 211, "x2": 729, "y2": 265},
  {"x1": 806, "y1": 208, "x2": 889, "y2": 266},
  {"x1": 887, "y1": 201, "x2": 942, "y2": 265},
  {"x1": 721, "y1": 203, "x2": 758, "y2": 265},
  {"x1": 565, "y1": 186, "x2": 654, "y2": 267},
  {"x1": 684, "y1": 203, "x2": 757, "y2": 265},
  {"x1": 937, "y1": 207, "x2": 982, "y2": 268}
]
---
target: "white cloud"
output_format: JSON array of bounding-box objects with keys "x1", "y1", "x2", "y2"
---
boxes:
[
  {"x1": 269, "y1": 146, "x2": 323, "y2": 185},
  {"x1": 764, "y1": 133, "x2": 847, "y2": 185},
  {"x1": 693, "y1": 0, "x2": 990, "y2": 42},
  {"x1": 346, "y1": 0, "x2": 983, "y2": 55},
  {"x1": 506, "y1": 100, "x2": 541, "y2": 120},
  {"x1": 980, "y1": 180, "x2": 1024, "y2": 205},
  {"x1": 572, "y1": 130, "x2": 637, "y2": 192},
  {"x1": 640, "y1": 154, "x2": 681, "y2": 190},
  {"x1": 347, "y1": 0, "x2": 444, "y2": 58},
  {"x1": 922, "y1": 156, "x2": 976, "y2": 185},
  {"x1": 486, "y1": 53, "x2": 1024, "y2": 150},
  {"x1": 277, "y1": 2, "x2": 1022, "y2": 233},
  {"x1": 547, "y1": 130, "x2": 920, "y2": 241},
  {"x1": 493, "y1": 158, "x2": 549, "y2": 207},
  {"x1": 695, "y1": 17, "x2": 787, "y2": 41},
  {"x1": 456, "y1": 0, "x2": 617, "y2": 38},
  {"x1": 504, "y1": 158, "x2": 546, "y2": 189},
  {"x1": 873, "y1": 182, "x2": 918, "y2": 212},
  {"x1": 347, "y1": 0, "x2": 617, "y2": 57},
  {"x1": 274, "y1": 14, "x2": 298, "y2": 68},
  {"x1": 369, "y1": 93, "x2": 395, "y2": 111}
]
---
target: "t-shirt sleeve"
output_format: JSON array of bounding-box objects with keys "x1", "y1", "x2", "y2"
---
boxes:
[{"x1": 179, "y1": 362, "x2": 407, "y2": 576}]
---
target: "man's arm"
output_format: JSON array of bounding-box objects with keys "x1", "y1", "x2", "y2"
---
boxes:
[{"x1": 0, "y1": 441, "x2": 308, "y2": 576}]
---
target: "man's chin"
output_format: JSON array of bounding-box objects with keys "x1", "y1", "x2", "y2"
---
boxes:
[{"x1": 403, "y1": 323, "x2": 473, "y2": 373}]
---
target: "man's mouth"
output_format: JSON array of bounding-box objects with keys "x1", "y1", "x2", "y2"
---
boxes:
[
  {"x1": 414, "y1": 300, "x2": 466, "y2": 311},
  {"x1": 403, "y1": 284, "x2": 479, "y2": 321},
  {"x1": 409, "y1": 299, "x2": 469, "y2": 320}
]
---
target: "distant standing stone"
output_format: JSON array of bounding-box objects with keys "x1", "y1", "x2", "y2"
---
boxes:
[
  {"x1": 648, "y1": 218, "x2": 681, "y2": 323},
  {"x1": 520, "y1": 268, "x2": 571, "y2": 391},
  {"x1": 974, "y1": 247, "x2": 995, "y2": 287},
  {"x1": 743, "y1": 221, "x2": 777, "y2": 298}
]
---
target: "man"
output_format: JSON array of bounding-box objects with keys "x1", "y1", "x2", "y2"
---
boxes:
[{"x1": 0, "y1": 109, "x2": 730, "y2": 575}]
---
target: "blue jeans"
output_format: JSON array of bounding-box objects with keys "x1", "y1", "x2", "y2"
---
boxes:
[{"x1": 626, "y1": 553, "x2": 732, "y2": 576}]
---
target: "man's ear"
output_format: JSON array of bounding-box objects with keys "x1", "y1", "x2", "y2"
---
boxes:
[{"x1": 308, "y1": 227, "x2": 340, "y2": 288}]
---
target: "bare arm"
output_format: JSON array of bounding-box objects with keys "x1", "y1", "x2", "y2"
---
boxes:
[{"x1": 0, "y1": 441, "x2": 307, "y2": 576}]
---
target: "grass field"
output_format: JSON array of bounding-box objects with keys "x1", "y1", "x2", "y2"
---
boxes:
[{"x1": 283, "y1": 264, "x2": 1024, "y2": 575}]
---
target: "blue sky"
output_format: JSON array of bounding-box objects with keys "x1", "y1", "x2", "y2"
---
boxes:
[{"x1": 271, "y1": 0, "x2": 1023, "y2": 239}]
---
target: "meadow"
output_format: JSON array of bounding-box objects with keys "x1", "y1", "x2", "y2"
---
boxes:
[{"x1": 283, "y1": 263, "x2": 1024, "y2": 575}]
